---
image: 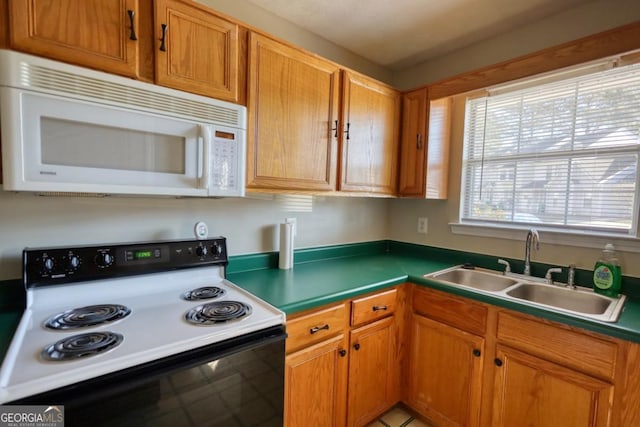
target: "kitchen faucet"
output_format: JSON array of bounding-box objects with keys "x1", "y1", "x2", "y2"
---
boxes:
[{"x1": 523, "y1": 228, "x2": 540, "y2": 276}]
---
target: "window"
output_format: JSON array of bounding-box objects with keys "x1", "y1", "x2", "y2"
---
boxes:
[{"x1": 461, "y1": 60, "x2": 640, "y2": 236}]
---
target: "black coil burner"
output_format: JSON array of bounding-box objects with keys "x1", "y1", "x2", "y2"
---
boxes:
[
  {"x1": 42, "y1": 332, "x2": 124, "y2": 361},
  {"x1": 44, "y1": 304, "x2": 131, "y2": 330},
  {"x1": 181, "y1": 286, "x2": 227, "y2": 301},
  {"x1": 185, "y1": 301, "x2": 252, "y2": 325}
]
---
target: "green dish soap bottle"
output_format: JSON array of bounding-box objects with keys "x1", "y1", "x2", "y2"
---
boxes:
[{"x1": 593, "y1": 243, "x2": 622, "y2": 297}]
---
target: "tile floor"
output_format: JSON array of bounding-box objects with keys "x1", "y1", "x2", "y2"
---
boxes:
[{"x1": 368, "y1": 405, "x2": 435, "y2": 427}]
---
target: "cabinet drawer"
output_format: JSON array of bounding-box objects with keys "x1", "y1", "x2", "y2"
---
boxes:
[
  {"x1": 351, "y1": 288, "x2": 397, "y2": 327},
  {"x1": 412, "y1": 286, "x2": 487, "y2": 336},
  {"x1": 286, "y1": 303, "x2": 348, "y2": 354},
  {"x1": 496, "y1": 311, "x2": 619, "y2": 380}
]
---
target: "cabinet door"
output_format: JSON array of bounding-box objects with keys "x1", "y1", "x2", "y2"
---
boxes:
[
  {"x1": 340, "y1": 71, "x2": 400, "y2": 195},
  {"x1": 407, "y1": 314, "x2": 484, "y2": 427},
  {"x1": 247, "y1": 33, "x2": 340, "y2": 191},
  {"x1": 154, "y1": 0, "x2": 239, "y2": 102},
  {"x1": 285, "y1": 334, "x2": 348, "y2": 427},
  {"x1": 398, "y1": 89, "x2": 450, "y2": 198},
  {"x1": 347, "y1": 316, "x2": 398, "y2": 427},
  {"x1": 9, "y1": 0, "x2": 141, "y2": 78},
  {"x1": 398, "y1": 88, "x2": 427, "y2": 196},
  {"x1": 491, "y1": 345, "x2": 614, "y2": 427}
]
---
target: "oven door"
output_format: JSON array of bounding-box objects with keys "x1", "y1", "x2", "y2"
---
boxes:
[{"x1": 10, "y1": 325, "x2": 285, "y2": 427}]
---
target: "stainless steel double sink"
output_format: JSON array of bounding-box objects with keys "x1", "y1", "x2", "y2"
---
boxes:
[{"x1": 424, "y1": 266, "x2": 626, "y2": 323}]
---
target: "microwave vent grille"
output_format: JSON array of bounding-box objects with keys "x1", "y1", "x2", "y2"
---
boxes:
[{"x1": 19, "y1": 62, "x2": 241, "y2": 127}]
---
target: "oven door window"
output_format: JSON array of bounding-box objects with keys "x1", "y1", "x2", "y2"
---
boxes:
[{"x1": 13, "y1": 328, "x2": 285, "y2": 427}]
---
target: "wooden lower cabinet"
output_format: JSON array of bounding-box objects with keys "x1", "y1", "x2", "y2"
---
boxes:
[
  {"x1": 404, "y1": 285, "x2": 629, "y2": 427},
  {"x1": 407, "y1": 314, "x2": 484, "y2": 427},
  {"x1": 284, "y1": 287, "x2": 402, "y2": 427},
  {"x1": 285, "y1": 285, "x2": 638, "y2": 427},
  {"x1": 347, "y1": 316, "x2": 397, "y2": 427},
  {"x1": 284, "y1": 334, "x2": 349, "y2": 427},
  {"x1": 491, "y1": 344, "x2": 614, "y2": 427}
]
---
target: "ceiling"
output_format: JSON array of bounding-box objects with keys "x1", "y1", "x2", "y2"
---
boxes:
[{"x1": 246, "y1": 0, "x2": 592, "y2": 70}]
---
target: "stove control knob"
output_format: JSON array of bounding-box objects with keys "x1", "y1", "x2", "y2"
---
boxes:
[
  {"x1": 68, "y1": 255, "x2": 81, "y2": 270},
  {"x1": 212, "y1": 242, "x2": 223, "y2": 256},
  {"x1": 95, "y1": 252, "x2": 114, "y2": 268},
  {"x1": 196, "y1": 245, "x2": 208, "y2": 257},
  {"x1": 42, "y1": 257, "x2": 55, "y2": 273}
]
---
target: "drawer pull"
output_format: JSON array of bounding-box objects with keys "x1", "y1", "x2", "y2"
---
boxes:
[
  {"x1": 309, "y1": 324, "x2": 330, "y2": 334},
  {"x1": 339, "y1": 349, "x2": 347, "y2": 357},
  {"x1": 473, "y1": 349, "x2": 481, "y2": 357},
  {"x1": 354, "y1": 343, "x2": 360, "y2": 351},
  {"x1": 372, "y1": 305, "x2": 388, "y2": 312},
  {"x1": 494, "y1": 358, "x2": 503, "y2": 367}
]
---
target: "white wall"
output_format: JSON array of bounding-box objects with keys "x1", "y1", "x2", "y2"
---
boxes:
[
  {"x1": 394, "y1": 0, "x2": 640, "y2": 90},
  {"x1": 196, "y1": 0, "x2": 393, "y2": 84},
  {"x1": 0, "y1": 191, "x2": 390, "y2": 280}
]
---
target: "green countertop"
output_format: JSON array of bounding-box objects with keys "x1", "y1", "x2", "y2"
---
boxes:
[
  {"x1": 2, "y1": 240, "x2": 640, "y2": 364},
  {"x1": 227, "y1": 243, "x2": 640, "y2": 344}
]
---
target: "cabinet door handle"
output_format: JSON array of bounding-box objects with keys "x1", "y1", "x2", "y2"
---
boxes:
[
  {"x1": 494, "y1": 358, "x2": 503, "y2": 367},
  {"x1": 339, "y1": 349, "x2": 347, "y2": 357},
  {"x1": 416, "y1": 133, "x2": 422, "y2": 149},
  {"x1": 332, "y1": 120, "x2": 338, "y2": 138},
  {"x1": 372, "y1": 305, "x2": 388, "y2": 312},
  {"x1": 127, "y1": 10, "x2": 138, "y2": 41},
  {"x1": 473, "y1": 349, "x2": 481, "y2": 357},
  {"x1": 309, "y1": 324, "x2": 329, "y2": 334},
  {"x1": 353, "y1": 343, "x2": 360, "y2": 351},
  {"x1": 159, "y1": 24, "x2": 168, "y2": 52},
  {"x1": 344, "y1": 122, "x2": 350, "y2": 140}
]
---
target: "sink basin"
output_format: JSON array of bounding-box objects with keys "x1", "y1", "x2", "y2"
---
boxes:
[
  {"x1": 428, "y1": 268, "x2": 519, "y2": 292},
  {"x1": 506, "y1": 283, "x2": 625, "y2": 321},
  {"x1": 425, "y1": 265, "x2": 626, "y2": 322}
]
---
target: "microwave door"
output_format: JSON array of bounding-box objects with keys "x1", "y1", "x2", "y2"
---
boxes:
[{"x1": 8, "y1": 90, "x2": 207, "y2": 197}]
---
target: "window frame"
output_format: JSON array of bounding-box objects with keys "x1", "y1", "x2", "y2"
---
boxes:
[{"x1": 451, "y1": 57, "x2": 640, "y2": 250}]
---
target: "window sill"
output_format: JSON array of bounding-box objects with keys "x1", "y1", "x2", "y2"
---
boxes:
[{"x1": 450, "y1": 222, "x2": 640, "y2": 253}]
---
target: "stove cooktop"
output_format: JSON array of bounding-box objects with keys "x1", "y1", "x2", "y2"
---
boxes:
[{"x1": 0, "y1": 239, "x2": 285, "y2": 404}]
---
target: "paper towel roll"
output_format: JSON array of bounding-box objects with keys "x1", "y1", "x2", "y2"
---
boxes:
[{"x1": 279, "y1": 222, "x2": 294, "y2": 270}]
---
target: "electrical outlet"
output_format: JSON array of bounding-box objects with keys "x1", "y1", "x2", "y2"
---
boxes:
[{"x1": 417, "y1": 217, "x2": 428, "y2": 234}]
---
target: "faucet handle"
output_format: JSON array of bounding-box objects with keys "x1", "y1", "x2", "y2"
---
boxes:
[
  {"x1": 498, "y1": 259, "x2": 511, "y2": 274},
  {"x1": 545, "y1": 267, "x2": 562, "y2": 284}
]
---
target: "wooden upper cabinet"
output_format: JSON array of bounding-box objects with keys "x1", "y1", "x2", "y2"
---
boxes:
[
  {"x1": 398, "y1": 88, "x2": 428, "y2": 196},
  {"x1": 247, "y1": 32, "x2": 340, "y2": 191},
  {"x1": 154, "y1": 0, "x2": 241, "y2": 102},
  {"x1": 9, "y1": 0, "x2": 144, "y2": 79},
  {"x1": 398, "y1": 88, "x2": 451, "y2": 199},
  {"x1": 340, "y1": 71, "x2": 400, "y2": 195},
  {"x1": 0, "y1": 0, "x2": 8, "y2": 48}
]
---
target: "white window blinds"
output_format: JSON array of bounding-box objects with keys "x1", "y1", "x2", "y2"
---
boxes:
[{"x1": 461, "y1": 62, "x2": 640, "y2": 235}]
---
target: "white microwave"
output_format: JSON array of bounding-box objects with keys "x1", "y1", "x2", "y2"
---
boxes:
[{"x1": 0, "y1": 50, "x2": 246, "y2": 197}]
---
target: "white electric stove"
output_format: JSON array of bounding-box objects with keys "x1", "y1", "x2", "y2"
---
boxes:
[{"x1": 0, "y1": 238, "x2": 286, "y2": 427}]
